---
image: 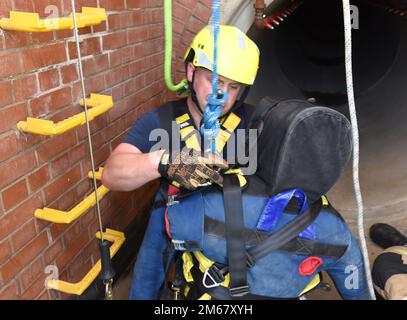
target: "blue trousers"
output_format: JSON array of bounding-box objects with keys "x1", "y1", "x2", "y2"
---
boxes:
[{"x1": 129, "y1": 193, "x2": 169, "y2": 300}]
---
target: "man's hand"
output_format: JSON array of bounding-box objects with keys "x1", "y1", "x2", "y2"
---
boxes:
[{"x1": 158, "y1": 148, "x2": 228, "y2": 190}]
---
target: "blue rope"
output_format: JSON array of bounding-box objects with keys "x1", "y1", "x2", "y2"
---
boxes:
[
  {"x1": 200, "y1": 0, "x2": 228, "y2": 154},
  {"x1": 212, "y1": 0, "x2": 220, "y2": 95}
]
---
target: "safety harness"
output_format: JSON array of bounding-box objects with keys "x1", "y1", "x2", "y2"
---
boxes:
[
  {"x1": 155, "y1": 98, "x2": 350, "y2": 300},
  {"x1": 175, "y1": 189, "x2": 347, "y2": 300},
  {"x1": 155, "y1": 99, "x2": 247, "y2": 237}
]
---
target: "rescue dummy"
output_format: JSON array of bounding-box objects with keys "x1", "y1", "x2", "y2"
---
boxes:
[
  {"x1": 163, "y1": 97, "x2": 371, "y2": 300},
  {"x1": 132, "y1": 97, "x2": 371, "y2": 300},
  {"x1": 370, "y1": 223, "x2": 407, "y2": 300}
]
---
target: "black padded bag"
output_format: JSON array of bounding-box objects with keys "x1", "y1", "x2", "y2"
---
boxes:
[{"x1": 248, "y1": 97, "x2": 353, "y2": 203}]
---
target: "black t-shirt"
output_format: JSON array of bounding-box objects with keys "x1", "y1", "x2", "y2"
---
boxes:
[{"x1": 123, "y1": 98, "x2": 253, "y2": 161}]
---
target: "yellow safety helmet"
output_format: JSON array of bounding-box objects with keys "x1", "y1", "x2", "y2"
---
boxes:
[{"x1": 184, "y1": 25, "x2": 260, "y2": 85}]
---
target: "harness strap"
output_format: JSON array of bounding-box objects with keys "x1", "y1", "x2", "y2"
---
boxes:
[
  {"x1": 223, "y1": 174, "x2": 249, "y2": 297},
  {"x1": 175, "y1": 109, "x2": 241, "y2": 154},
  {"x1": 248, "y1": 199, "x2": 323, "y2": 264},
  {"x1": 187, "y1": 254, "x2": 296, "y2": 300},
  {"x1": 204, "y1": 215, "x2": 348, "y2": 259},
  {"x1": 164, "y1": 184, "x2": 181, "y2": 238},
  {"x1": 158, "y1": 99, "x2": 242, "y2": 189}
]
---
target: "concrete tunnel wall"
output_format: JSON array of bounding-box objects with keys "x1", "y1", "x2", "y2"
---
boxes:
[
  {"x1": 220, "y1": 0, "x2": 407, "y2": 233},
  {"x1": 242, "y1": 0, "x2": 407, "y2": 232},
  {"x1": 0, "y1": 0, "x2": 406, "y2": 300}
]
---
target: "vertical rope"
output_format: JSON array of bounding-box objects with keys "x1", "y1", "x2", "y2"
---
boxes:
[
  {"x1": 211, "y1": 0, "x2": 220, "y2": 95},
  {"x1": 200, "y1": 0, "x2": 228, "y2": 154},
  {"x1": 342, "y1": 0, "x2": 376, "y2": 300},
  {"x1": 70, "y1": 0, "x2": 104, "y2": 242}
]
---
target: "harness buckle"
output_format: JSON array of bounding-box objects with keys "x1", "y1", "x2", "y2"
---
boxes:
[
  {"x1": 171, "y1": 284, "x2": 182, "y2": 300},
  {"x1": 167, "y1": 195, "x2": 179, "y2": 207},
  {"x1": 230, "y1": 285, "x2": 250, "y2": 297},
  {"x1": 246, "y1": 252, "x2": 256, "y2": 268},
  {"x1": 202, "y1": 264, "x2": 226, "y2": 289}
]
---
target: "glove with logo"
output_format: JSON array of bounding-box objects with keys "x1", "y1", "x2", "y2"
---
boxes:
[{"x1": 158, "y1": 148, "x2": 228, "y2": 190}]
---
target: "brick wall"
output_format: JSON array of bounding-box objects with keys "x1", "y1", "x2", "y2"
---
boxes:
[{"x1": 0, "y1": 0, "x2": 212, "y2": 300}]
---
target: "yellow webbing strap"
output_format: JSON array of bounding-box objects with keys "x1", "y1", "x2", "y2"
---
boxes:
[
  {"x1": 221, "y1": 112, "x2": 241, "y2": 132},
  {"x1": 175, "y1": 112, "x2": 241, "y2": 154},
  {"x1": 182, "y1": 252, "x2": 195, "y2": 283},
  {"x1": 214, "y1": 129, "x2": 230, "y2": 154},
  {"x1": 215, "y1": 112, "x2": 241, "y2": 153},
  {"x1": 175, "y1": 113, "x2": 190, "y2": 124},
  {"x1": 299, "y1": 274, "x2": 321, "y2": 296},
  {"x1": 179, "y1": 126, "x2": 201, "y2": 151},
  {"x1": 183, "y1": 250, "x2": 322, "y2": 299},
  {"x1": 224, "y1": 168, "x2": 247, "y2": 188},
  {"x1": 182, "y1": 252, "x2": 230, "y2": 300},
  {"x1": 176, "y1": 113, "x2": 201, "y2": 151}
]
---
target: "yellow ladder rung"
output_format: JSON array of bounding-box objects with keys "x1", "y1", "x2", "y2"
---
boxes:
[
  {"x1": 0, "y1": 7, "x2": 106, "y2": 32},
  {"x1": 46, "y1": 228, "x2": 125, "y2": 295},
  {"x1": 34, "y1": 185, "x2": 109, "y2": 224},
  {"x1": 17, "y1": 94, "x2": 113, "y2": 135},
  {"x1": 88, "y1": 167, "x2": 104, "y2": 181}
]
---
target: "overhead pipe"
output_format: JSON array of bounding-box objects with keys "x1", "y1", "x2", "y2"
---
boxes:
[{"x1": 254, "y1": 0, "x2": 266, "y2": 29}]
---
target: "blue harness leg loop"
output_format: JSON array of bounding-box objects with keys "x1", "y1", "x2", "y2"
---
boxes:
[{"x1": 256, "y1": 189, "x2": 317, "y2": 240}]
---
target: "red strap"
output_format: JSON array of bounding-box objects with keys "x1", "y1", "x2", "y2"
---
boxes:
[
  {"x1": 168, "y1": 184, "x2": 179, "y2": 196},
  {"x1": 164, "y1": 207, "x2": 172, "y2": 238},
  {"x1": 164, "y1": 185, "x2": 179, "y2": 239},
  {"x1": 298, "y1": 256, "x2": 323, "y2": 276}
]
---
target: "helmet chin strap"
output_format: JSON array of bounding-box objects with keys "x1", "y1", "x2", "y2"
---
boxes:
[
  {"x1": 188, "y1": 70, "x2": 205, "y2": 116},
  {"x1": 230, "y1": 86, "x2": 251, "y2": 114}
]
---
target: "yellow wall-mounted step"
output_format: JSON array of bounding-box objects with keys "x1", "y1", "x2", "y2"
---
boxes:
[
  {"x1": 0, "y1": 7, "x2": 106, "y2": 32},
  {"x1": 17, "y1": 94, "x2": 113, "y2": 135},
  {"x1": 35, "y1": 168, "x2": 109, "y2": 224},
  {"x1": 46, "y1": 229, "x2": 125, "y2": 295},
  {"x1": 88, "y1": 167, "x2": 104, "y2": 181},
  {"x1": 35, "y1": 184, "x2": 109, "y2": 224}
]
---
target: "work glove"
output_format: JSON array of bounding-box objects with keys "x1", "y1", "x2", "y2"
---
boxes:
[{"x1": 158, "y1": 147, "x2": 228, "y2": 190}]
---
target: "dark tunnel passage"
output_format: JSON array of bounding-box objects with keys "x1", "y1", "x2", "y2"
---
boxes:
[{"x1": 247, "y1": 0, "x2": 407, "y2": 230}]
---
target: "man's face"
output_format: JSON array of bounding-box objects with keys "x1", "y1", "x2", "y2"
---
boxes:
[{"x1": 187, "y1": 63, "x2": 242, "y2": 115}]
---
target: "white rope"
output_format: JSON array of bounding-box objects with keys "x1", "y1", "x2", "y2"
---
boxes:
[{"x1": 342, "y1": 0, "x2": 375, "y2": 300}]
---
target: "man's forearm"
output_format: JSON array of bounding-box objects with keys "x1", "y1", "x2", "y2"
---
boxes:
[{"x1": 102, "y1": 150, "x2": 165, "y2": 191}]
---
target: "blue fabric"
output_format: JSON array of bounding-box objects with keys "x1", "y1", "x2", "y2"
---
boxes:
[
  {"x1": 128, "y1": 193, "x2": 169, "y2": 300},
  {"x1": 130, "y1": 188, "x2": 370, "y2": 299},
  {"x1": 168, "y1": 192, "x2": 205, "y2": 251},
  {"x1": 165, "y1": 189, "x2": 370, "y2": 300},
  {"x1": 256, "y1": 189, "x2": 316, "y2": 240}
]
